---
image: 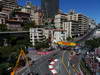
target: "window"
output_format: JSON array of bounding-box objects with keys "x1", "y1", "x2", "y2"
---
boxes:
[{"x1": 61, "y1": 31, "x2": 64, "y2": 34}]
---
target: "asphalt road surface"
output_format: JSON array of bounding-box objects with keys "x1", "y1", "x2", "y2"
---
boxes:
[
  {"x1": 15, "y1": 50, "x2": 83, "y2": 75},
  {"x1": 55, "y1": 50, "x2": 82, "y2": 75},
  {"x1": 15, "y1": 50, "x2": 60, "y2": 75}
]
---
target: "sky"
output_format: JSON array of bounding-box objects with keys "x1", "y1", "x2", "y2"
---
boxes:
[{"x1": 17, "y1": 0, "x2": 100, "y2": 23}]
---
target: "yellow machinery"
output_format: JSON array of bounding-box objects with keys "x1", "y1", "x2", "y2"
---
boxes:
[{"x1": 10, "y1": 49, "x2": 29, "y2": 75}]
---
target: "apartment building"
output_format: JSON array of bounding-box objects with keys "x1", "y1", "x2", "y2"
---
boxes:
[
  {"x1": 30, "y1": 28, "x2": 67, "y2": 46},
  {"x1": 67, "y1": 10, "x2": 78, "y2": 21},
  {"x1": 93, "y1": 29, "x2": 100, "y2": 38},
  {"x1": 0, "y1": 0, "x2": 17, "y2": 9},
  {"x1": 0, "y1": 0, "x2": 17, "y2": 16},
  {"x1": 63, "y1": 21, "x2": 79, "y2": 38},
  {"x1": 67, "y1": 10, "x2": 90, "y2": 35},
  {"x1": 54, "y1": 10, "x2": 92, "y2": 37},
  {"x1": 43, "y1": 29, "x2": 67, "y2": 43},
  {"x1": 53, "y1": 29, "x2": 67, "y2": 42},
  {"x1": 88, "y1": 19, "x2": 96, "y2": 29},
  {"x1": 54, "y1": 13, "x2": 79, "y2": 38},
  {"x1": 0, "y1": 12, "x2": 8, "y2": 24},
  {"x1": 33, "y1": 10, "x2": 43, "y2": 25},
  {"x1": 6, "y1": 9, "x2": 31, "y2": 30},
  {"x1": 54, "y1": 13, "x2": 67, "y2": 29},
  {"x1": 6, "y1": 19, "x2": 22, "y2": 31},
  {"x1": 30, "y1": 28, "x2": 45, "y2": 46},
  {"x1": 78, "y1": 14, "x2": 89, "y2": 35},
  {"x1": 21, "y1": 3, "x2": 43, "y2": 26}
]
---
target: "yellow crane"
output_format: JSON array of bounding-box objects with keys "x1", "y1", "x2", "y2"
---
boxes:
[{"x1": 10, "y1": 49, "x2": 29, "y2": 75}]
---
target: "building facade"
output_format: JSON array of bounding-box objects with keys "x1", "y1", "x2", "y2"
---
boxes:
[
  {"x1": 53, "y1": 29, "x2": 67, "y2": 42},
  {"x1": 54, "y1": 10, "x2": 93, "y2": 38},
  {"x1": 41, "y1": 0, "x2": 59, "y2": 18},
  {"x1": 93, "y1": 29, "x2": 100, "y2": 38},
  {"x1": 88, "y1": 19, "x2": 96, "y2": 29},
  {"x1": 33, "y1": 11, "x2": 43, "y2": 25},
  {"x1": 43, "y1": 29, "x2": 67, "y2": 43},
  {"x1": 63, "y1": 21, "x2": 79, "y2": 38},
  {"x1": 6, "y1": 7, "x2": 31, "y2": 31},
  {"x1": 0, "y1": 0, "x2": 17, "y2": 9},
  {"x1": 54, "y1": 13, "x2": 67, "y2": 29},
  {"x1": 30, "y1": 28, "x2": 45, "y2": 46},
  {"x1": 0, "y1": 0, "x2": 17, "y2": 18},
  {"x1": 78, "y1": 14, "x2": 89, "y2": 35},
  {"x1": 6, "y1": 19, "x2": 22, "y2": 31},
  {"x1": 66, "y1": 10, "x2": 90, "y2": 36},
  {"x1": 21, "y1": 2, "x2": 43, "y2": 26},
  {"x1": 0, "y1": 12, "x2": 8, "y2": 24}
]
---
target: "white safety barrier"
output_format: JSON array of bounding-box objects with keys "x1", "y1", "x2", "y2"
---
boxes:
[{"x1": 48, "y1": 59, "x2": 58, "y2": 75}]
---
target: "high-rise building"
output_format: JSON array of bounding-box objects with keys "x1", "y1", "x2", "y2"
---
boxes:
[
  {"x1": 0, "y1": 0, "x2": 17, "y2": 9},
  {"x1": 41, "y1": 0, "x2": 59, "y2": 18}
]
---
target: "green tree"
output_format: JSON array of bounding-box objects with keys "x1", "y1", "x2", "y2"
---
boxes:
[
  {"x1": 8, "y1": 37, "x2": 17, "y2": 46},
  {"x1": 0, "y1": 52, "x2": 3, "y2": 63},
  {"x1": 66, "y1": 37, "x2": 73, "y2": 41},
  {"x1": 16, "y1": 34, "x2": 32, "y2": 47},
  {"x1": 0, "y1": 24, "x2": 7, "y2": 31},
  {"x1": 0, "y1": 34, "x2": 32, "y2": 74},
  {"x1": 0, "y1": 46, "x2": 17, "y2": 59},
  {"x1": 85, "y1": 38, "x2": 100, "y2": 51},
  {"x1": 8, "y1": 52, "x2": 18, "y2": 67},
  {"x1": 23, "y1": 21, "x2": 36, "y2": 30},
  {"x1": 0, "y1": 63, "x2": 10, "y2": 75},
  {"x1": 34, "y1": 40, "x2": 49, "y2": 50}
]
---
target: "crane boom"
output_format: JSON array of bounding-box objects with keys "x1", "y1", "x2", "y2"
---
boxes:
[{"x1": 10, "y1": 49, "x2": 29, "y2": 75}]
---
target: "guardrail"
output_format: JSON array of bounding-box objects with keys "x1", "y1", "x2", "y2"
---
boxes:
[{"x1": 0, "y1": 31, "x2": 29, "y2": 34}]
